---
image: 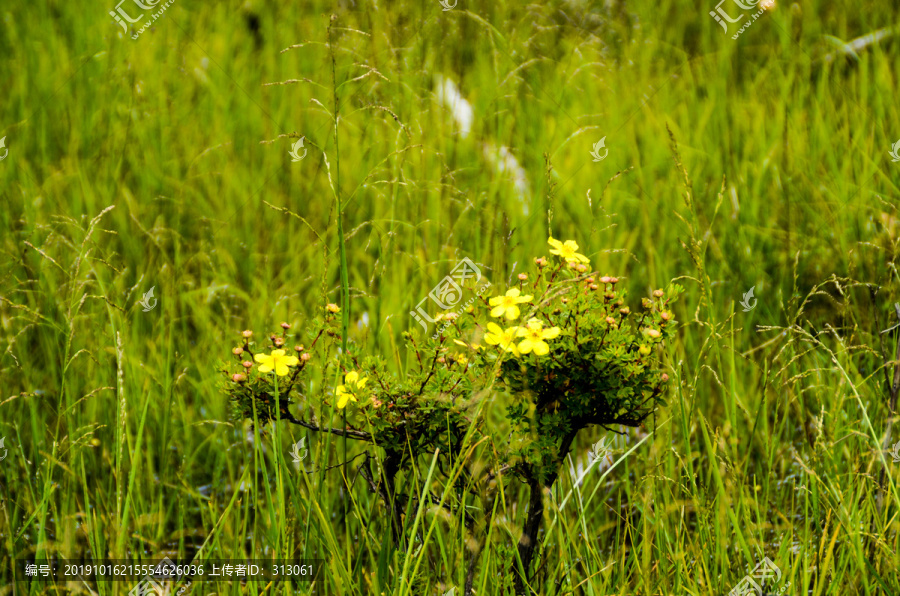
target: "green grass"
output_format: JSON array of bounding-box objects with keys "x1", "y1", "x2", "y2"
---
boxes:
[{"x1": 2, "y1": 0, "x2": 900, "y2": 593}]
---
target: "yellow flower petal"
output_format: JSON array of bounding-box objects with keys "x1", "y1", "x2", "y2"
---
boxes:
[
  {"x1": 506, "y1": 288, "x2": 521, "y2": 298},
  {"x1": 357, "y1": 376, "x2": 368, "y2": 388},
  {"x1": 345, "y1": 371, "x2": 359, "y2": 384},
  {"x1": 504, "y1": 305, "x2": 520, "y2": 320},
  {"x1": 542, "y1": 326, "x2": 561, "y2": 340},
  {"x1": 518, "y1": 339, "x2": 534, "y2": 353},
  {"x1": 490, "y1": 305, "x2": 507, "y2": 318},
  {"x1": 532, "y1": 340, "x2": 550, "y2": 356},
  {"x1": 254, "y1": 353, "x2": 270, "y2": 364},
  {"x1": 284, "y1": 356, "x2": 300, "y2": 366},
  {"x1": 271, "y1": 349, "x2": 286, "y2": 358},
  {"x1": 489, "y1": 296, "x2": 505, "y2": 307},
  {"x1": 258, "y1": 362, "x2": 274, "y2": 373},
  {"x1": 275, "y1": 363, "x2": 290, "y2": 376}
]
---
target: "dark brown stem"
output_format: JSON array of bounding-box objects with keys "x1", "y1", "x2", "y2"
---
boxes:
[
  {"x1": 512, "y1": 428, "x2": 578, "y2": 596},
  {"x1": 284, "y1": 412, "x2": 373, "y2": 441}
]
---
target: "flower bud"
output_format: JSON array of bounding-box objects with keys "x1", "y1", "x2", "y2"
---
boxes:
[
  {"x1": 646, "y1": 328, "x2": 661, "y2": 338},
  {"x1": 242, "y1": 361, "x2": 253, "y2": 369},
  {"x1": 232, "y1": 373, "x2": 247, "y2": 383},
  {"x1": 535, "y1": 257, "x2": 548, "y2": 267},
  {"x1": 232, "y1": 347, "x2": 244, "y2": 356},
  {"x1": 600, "y1": 276, "x2": 612, "y2": 284},
  {"x1": 575, "y1": 264, "x2": 588, "y2": 273},
  {"x1": 605, "y1": 316, "x2": 617, "y2": 327},
  {"x1": 326, "y1": 303, "x2": 341, "y2": 314},
  {"x1": 639, "y1": 345, "x2": 652, "y2": 356},
  {"x1": 609, "y1": 277, "x2": 619, "y2": 284},
  {"x1": 589, "y1": 283, "x2": 599, "y2": 291},
  {"x1": 242, "y1": 330, "x2": 253, "y2": 338},
  {"x1": 653, "y1": 289, "x2": 664, "y2": 298},
  {"x1": 518, "y1": 273, "x2": 528, "y2": 281},
  {"x1": 604, "y1": 292, "x2": 615, "y2": 300},
  {"x1": 294, "y1": 345, "x2": 305, "y2": 352},
  {"x1": 619, "y1": 307, "x2": 630, "y2": 315},
  {"x1": 553, "y1": 308, "x2": 562, "y2": 314},
  {"x1": 273, "y1": 337, "x2": 285, "y2": 347},
  {"x1": 586, "y1": 277, "x2": 595, "y2": 284},
  {"x1": 642, "y1": 298, "x2": 652, "y2": 309},
  {"x1": 661, "y1": 373, "x2": 670, "y2": 382},
  {"x1": 561, "y1": 298, "x2": 569, "y2": 304},
  {"x1": 660, "y1": 311, "x2": 672, "y2": 321},
  {"x1": 280, "y1": 322, "x2": 291, "y2": 330},
  {"x1": 437, "y1": 357, "x2": 446, "y2": 364},
  {"x1": 301, "y1": 353, "x2": 312, "y2": 361}
]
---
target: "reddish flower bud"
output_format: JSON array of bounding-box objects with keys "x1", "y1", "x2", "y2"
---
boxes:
[
  {"x1": 518, "y1": 273, "x2": 528, "y2": 281},
  {"x1": 242, "y1": 361, "x2": 253, "y2": 369},
  {"x1": 232, "y1": 347, "x2": 244, "y2": 356},
  {"x1": 280, "y1": 322, "x2": 291, "y2": 329},
  {"x1": 600, "y1": 276, "x2": 612, "y2": 284},
  {"x1": 242, "y1": 330, "x2": 253, "y2": 338},
  {"x1": 273, "y1": 337, "x2": 285, "y2": 347},
  {"x1": 232, "y1": 373, "x2": 247, "y2": 383},
  {"x1": 661, "y1": 373, "x2": 670, "y2": 383},
  {"x1": 301, "y1": 353, "x2": 312, "y2": 361},
  {"x1": 294, "y1": 345, "x2": 305, "y2": 352},
  {"x1": 653, "y1": 289, "x2": 664, "y2": 298}
]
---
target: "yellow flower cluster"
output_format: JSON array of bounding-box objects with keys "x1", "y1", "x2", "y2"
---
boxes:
[
  {"x1": 485, "y1": 318, "x2": 561, "y2": 357},
  {"x1": 336, "y1": 371, "x2": 368, "y2": 409}
]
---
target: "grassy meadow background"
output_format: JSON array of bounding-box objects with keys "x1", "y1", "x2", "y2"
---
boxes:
[{"x1": 2, "y1": 0, "x2": 900, "y2": 593}]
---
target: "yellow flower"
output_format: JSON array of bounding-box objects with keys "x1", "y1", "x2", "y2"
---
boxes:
[
  {"x1": 254, "y1": 349, "x2": 300, "y2": 376},
  {"x1": 516, "y1": 318, "x2": 561, "y2": 356},
  {"x1": 453, "y1": 339, "x2": 483, "y2": 351},
  {"x1": 489, "y1": 288, "x2": 533, "y2": 320},
  {"x1": 326, "y1": 303, "x2": 341, "y2": 314},
  {"x1": 548, "y1": 237, "x2": 590, "y2": 265},
  {"x1": 335, "y1": 371, "x2": 368, "y2": 409},
  {"x1": 484, "y1": 322, "x2": 521, "y2": 357}
]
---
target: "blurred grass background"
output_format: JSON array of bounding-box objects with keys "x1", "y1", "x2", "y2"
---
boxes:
[{"x1": 1, "y1": 0, "x2": 900, "y2": 593}]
